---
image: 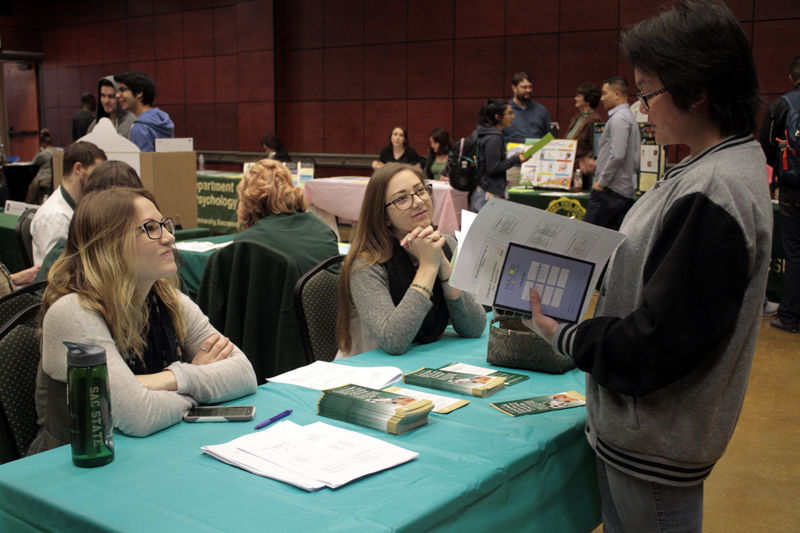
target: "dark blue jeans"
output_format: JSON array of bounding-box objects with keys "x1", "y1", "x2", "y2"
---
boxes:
[
  {"x1": 778, "y1": 188, "x2": 800, "y2": 326},
  {"x1": 583, "y1": 187, "x2": 634, "y2": 231}
]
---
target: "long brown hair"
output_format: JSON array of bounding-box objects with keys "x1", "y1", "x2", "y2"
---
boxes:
[
  {"x1": 42, "y1": 187, "x2": 186, "y2": 362},
  {"x1": 336, "y1": 163, "x2": 429, "y2": 353},
  {"x1": 237, "y1": 158, "x2": 305, "y2": 229}
]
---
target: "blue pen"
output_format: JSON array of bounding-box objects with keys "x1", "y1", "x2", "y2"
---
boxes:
[{"x1": 254, "y1": 409, "x2": 292, "y2": 430}]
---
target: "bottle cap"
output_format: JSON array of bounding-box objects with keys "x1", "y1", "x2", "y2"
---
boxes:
[{"x1": 64, "y1": 341, "x2": 107, "y2": 367}]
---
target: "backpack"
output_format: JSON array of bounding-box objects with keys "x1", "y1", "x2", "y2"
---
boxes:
[
  {"x1": 442, "y1": 132, "x2": 480, "y2": 192},
  {"x1": 777, "y1": 90, "x2": 800, "y2": 188}
]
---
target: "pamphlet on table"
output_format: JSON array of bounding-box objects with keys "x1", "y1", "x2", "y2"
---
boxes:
[
  {"x1": 491, "y1": 391, "x2": 586, "y2": 417},
  {"x1": 450, "y1": 198, "x2": 625, "y2": 323},
  {"x1": 268, "y1": 360, "x2": 403, "y2": 390},
  {"x1": 201, "y1": 420, "x2": 419, "y2": 491},
  {"x1": 317, "y1": 384, "x2": 434, "y2": 434},
  {"x1": 383, "y1": 385, "x2": 470, "y2": 414},
  {"x1": 438, "y1": 362, "x2": 529, "y2": 387},
  {"x1": 403, "y1": 368, "x2": 506, "y2": 398}
]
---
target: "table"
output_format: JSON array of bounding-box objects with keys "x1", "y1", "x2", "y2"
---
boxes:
[
  {"x1": 2, "y1": 162, "x2": 37, "y2": 202},
  {"x1": 0, "y1": 327, "x2": 601, "y2": 533},
  {"x1": 304, "y1": 177, "x2": 469, "y2": 236}
]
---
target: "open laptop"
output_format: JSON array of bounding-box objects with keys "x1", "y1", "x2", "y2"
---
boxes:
[{"x1": 493, "y1": 242, "x2": 594, "y2": 324}]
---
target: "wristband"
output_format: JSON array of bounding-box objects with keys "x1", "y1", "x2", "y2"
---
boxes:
[
  {"x1": 410, "y1": 283, "x2": 433, "y2": 298},
  {"x1": 440, "y1": 276, "x2": 450, "y2": 284}
]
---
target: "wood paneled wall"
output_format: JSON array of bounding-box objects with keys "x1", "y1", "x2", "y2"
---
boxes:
[{"x1": 1, "y1": 0, "x2": 799, "y2": 156}]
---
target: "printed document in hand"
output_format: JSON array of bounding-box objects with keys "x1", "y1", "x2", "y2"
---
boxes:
[
  {"x1": 267, "y1": 360, "x2": 403, "y2": 390},
  {"x1": 451, "y1": 197, "x2": 625, "y2": 323},
  {"x1": 201, "y1": 420, "x2": 419, "y2": 491}
]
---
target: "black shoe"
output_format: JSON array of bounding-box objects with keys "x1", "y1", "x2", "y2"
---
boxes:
[{"x1": 770, "y1": 317, "x2": 799, "y2": 333}]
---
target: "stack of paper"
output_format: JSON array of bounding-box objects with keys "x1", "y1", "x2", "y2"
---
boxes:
[
  {"x1": 403, "y1": 368, "x2": 506, "y2": 398},
  {"x1": 201, "y1": 421, "x2": 418, "y2": 491},
  {"x1": 175, "y1": 240, "x2": 233, "y2": 253},
  {"x1": 267, "y1": 361, "x2": 403, "y2": 390},
  {"x1": 317, "y1": 384, "x2": 434, "y2": 434},
  {"x1": 382, "y1": 386, "x2": 469, "y2": 414}
]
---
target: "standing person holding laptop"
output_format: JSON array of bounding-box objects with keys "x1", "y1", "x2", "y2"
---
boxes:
[{"x1": 528, "y1": 1, "x2": 771, "y2": 530}]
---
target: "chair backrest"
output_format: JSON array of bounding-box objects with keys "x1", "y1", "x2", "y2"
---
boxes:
[
  {"x1": 196, "y1": 239, "x2": 309, "y2": 382},
  {"x1": 0, "y1": 280, "x2": 47, "y2": 332},
  {"x1": 294, "y1": 255, "x2": 344, "y2": 362},
  {"x1": 0, "y1": 303, "x2": 42, "y2": 463},
  {"x1": 15, "y1": 207, "x2": 37, "y2": 269}
]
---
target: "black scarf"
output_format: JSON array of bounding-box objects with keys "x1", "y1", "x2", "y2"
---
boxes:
[
  {"x1": 383, "y1": 239, "x2": 452, "y2": 345},
  {"x1": 127, "y1": 292, "x2": 182, "y2": 375}
]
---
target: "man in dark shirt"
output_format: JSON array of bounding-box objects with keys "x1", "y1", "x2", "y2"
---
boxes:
[
  {"x1": 759, "y1": 55, "x2": 800, "y2": 333},
  {"x1": 503, "y1": 72, "x2": 553, "y2": 144},
  {"x1": 70, "y1": 93, "x2": 95, "y2": 141}
]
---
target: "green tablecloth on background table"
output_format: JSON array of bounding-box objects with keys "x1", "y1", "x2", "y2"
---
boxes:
[
  {"x1": 0, "y1": 212, "x2": 24, "y2": 272},
  {"x1": 0, "y1": 323, "x2": 601, "y2": 532}
]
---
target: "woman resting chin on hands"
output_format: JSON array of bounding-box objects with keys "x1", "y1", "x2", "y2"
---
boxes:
[
  {"x1": 336, "y1": 163, "x2": 486, "y2": 357},
  {"x1": 28, "y1": 187, "x2": 257, "y2": 456}
]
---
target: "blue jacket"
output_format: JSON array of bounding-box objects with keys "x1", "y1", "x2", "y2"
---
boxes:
[{"x1": 130, "y1": 108, "x2": 174, "y2": 152}]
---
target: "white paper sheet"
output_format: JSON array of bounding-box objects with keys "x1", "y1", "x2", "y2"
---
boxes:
[
  {"x1": 202, "y1": 421, "x2": 418, "y2": 491},
  {"x1": 267, "y1": 360, "x2": 403, "y2": 390},
  {"x1": 450, "y1": 197, "x2": 625, "y2": 322},
  {"x1": 175, "y1": 240, "x2": 233, "y2": 253}
]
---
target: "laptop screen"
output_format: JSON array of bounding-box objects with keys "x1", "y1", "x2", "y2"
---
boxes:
[{"x1": 493, "y1": 242, "x2": 594, "y2": 324}]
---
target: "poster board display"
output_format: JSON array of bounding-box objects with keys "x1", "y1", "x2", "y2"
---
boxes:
[{"x1": 518, "y1": 138, "x2": 577, "y2": 190}]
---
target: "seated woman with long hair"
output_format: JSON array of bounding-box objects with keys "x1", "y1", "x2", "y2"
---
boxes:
[
  {"x1": 336, "y1": 163, "x2": 485, "y2": 357},
  {"x1": 372, "y1": 126, "x2": 421, "y2": 170},
  {"x1": 424, "y1": 128, "x2": 452, "y2": 181},
  {"x1": 236, "y1": 158, "x2": 339, "y2": 274},
  {"x1": 28, "y1": 187, "x2": 257, "y2": 454}
]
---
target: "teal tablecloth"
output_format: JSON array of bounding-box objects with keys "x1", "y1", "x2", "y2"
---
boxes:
[{"x1": 0, "y1": 327, "x2": 601, "y2": 533}]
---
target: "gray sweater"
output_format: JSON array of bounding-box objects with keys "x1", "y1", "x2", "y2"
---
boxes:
[
  {"x1": 29, "y1": 292, "x2": 257, "y2": 454},
  {"x1": 347, "y1": 235, "x2": 486, "y2": 355},
  {"x1": 552, "y1": 135, "x2": 771, "y2": 485}
]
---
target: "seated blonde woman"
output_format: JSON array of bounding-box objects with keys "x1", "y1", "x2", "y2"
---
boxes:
[
  {"x1": 236, "y1": 158, "x2": 339, "y2": 274},
  {"x1": 28, "y1": 187, "x2": 257, "y2": 454},
  {"x1": 336, "y1": 163, "x2": 486, "y2": 357}
]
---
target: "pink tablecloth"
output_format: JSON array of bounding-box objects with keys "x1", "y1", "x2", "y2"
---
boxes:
[{"x1": 303, "y1": 177, "x2": 469, "y2": 236}]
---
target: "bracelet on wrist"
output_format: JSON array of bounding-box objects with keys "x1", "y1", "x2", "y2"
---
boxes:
[
  {"x1": 440, "y1": 275, "x2": 450, "y2": 284},
  {"x1": 410, "y1": 283, "x2": 433, "y2": 298}
]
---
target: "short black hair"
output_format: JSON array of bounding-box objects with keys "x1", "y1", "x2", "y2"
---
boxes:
[
  {"x1": 114, "y1": 71, "x2": 157, "y2": 106},
  {"x1": 790, "y1": 56, "x2": 800, "y2": 85},
  {"x1": 512, "y1": 72, "x2": 531, "y2": 86},
  {"x1": 577, "y1": 82, "x2": 601, "y2": 109},
  {"x1": 81, "y1": 92, "x2": 96, "y2": 111},
  {"x1": 478, "y1": 99, "x2": 509, "y2": 127},
  {"x1": 63, "y1": 141, "x2": 107, "y2": 176},
  {"x1": 260, "y1": 133, "x2": 284, "y2": 152},
  {"x1": 621, "y1": 0, "x2": 760, "y2": 137},
  {"x1": 603, "y1": 76, "x2": 629, "y2": 95}
]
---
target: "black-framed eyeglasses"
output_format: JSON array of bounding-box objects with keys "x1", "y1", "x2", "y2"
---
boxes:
[
  {"x1": 138, "y1": 218, "x2": 175, "y2": 240},
  {"x1": 385, "y1": 184, "x2": 433, "y2": 211},
  {"x1": 636, "y1": 87, "x2": 668, "y2": 111}
]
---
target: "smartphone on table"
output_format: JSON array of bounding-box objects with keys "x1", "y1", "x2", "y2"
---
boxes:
[{"x1": 183, "y1": 405, "x2": 256, "y2": 422}]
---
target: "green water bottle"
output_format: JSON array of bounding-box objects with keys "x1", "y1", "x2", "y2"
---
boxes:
[{"x1": 66, "y1": 341, "x2": 114, "y2": 467}]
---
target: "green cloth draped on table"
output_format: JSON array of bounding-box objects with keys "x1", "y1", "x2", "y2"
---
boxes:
[{"x1": 0, "y1": 323, "x2": 601, "y2": 533}]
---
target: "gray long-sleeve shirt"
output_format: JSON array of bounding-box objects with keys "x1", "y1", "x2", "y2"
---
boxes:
[
  {"x1": 595, "y1": 103, "x2": 640, "y2": 198},
  {"x1": 344, "y1": 235, "x2": 487, "y2": 356}
]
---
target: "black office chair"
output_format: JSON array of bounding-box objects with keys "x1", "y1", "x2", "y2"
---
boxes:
[
  {"x1": 0, "y1": 280, "x2": 46, "y2": 329},
  {"x1": 294, "y1": 255, "x2": 344, "y2": 362},
  {"x1": 15, "y1": 207, "x2": 38, "y2": 269},
  {"x1": 0, "y1": 302, "x2": 42, "y2": 463}
]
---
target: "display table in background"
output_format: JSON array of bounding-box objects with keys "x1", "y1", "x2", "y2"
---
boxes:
[
  {"x1": 0, "y1": 326, "x2": 601, "y2": 533},
  {"x1": 195, "y1": 170, "x2": 242, "y2": 234},
  {"x1": 304, "y1": 177, "x2": 468, "y2": 236}
]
